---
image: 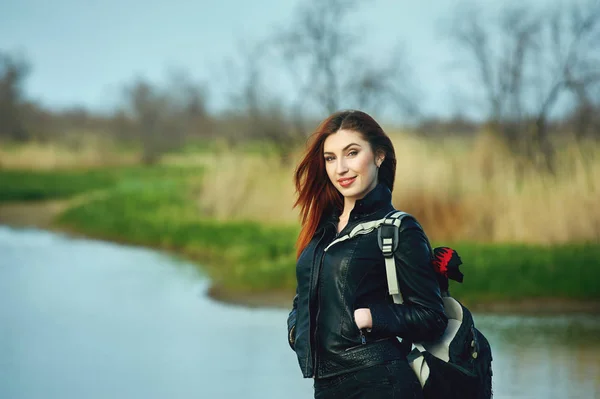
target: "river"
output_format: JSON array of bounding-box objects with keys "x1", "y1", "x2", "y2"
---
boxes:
[{"x1": 0, "y1": 226, "x2": 598, "y2": 398}]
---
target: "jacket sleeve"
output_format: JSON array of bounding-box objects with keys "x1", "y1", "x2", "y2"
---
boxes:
[
  {"x1": 368, "y1": 218, "x2": 448, "y2": 342},
  {"x1": 286, "y1": 290, "x2": 298, "y2": 351}
]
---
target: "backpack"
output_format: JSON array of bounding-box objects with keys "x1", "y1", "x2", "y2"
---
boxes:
[{"x1": 330, "y1": 210, "x2": 493, "y2": 399}]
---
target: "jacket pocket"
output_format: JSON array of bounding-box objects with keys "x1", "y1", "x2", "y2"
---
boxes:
[{"x1": 341, "y1": 315, "x2": 367, "y2": 351}]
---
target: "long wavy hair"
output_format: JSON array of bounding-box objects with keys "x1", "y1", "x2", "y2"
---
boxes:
[{"x1": 293, "y1": 110, "x2": 397, "y2": 258}]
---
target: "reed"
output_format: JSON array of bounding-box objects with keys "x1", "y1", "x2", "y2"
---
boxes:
[{"x1": 197, "y1": 132, "x2": 600, "y2": 244}]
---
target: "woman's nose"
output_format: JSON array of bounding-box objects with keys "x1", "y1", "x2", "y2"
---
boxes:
[{"x1": 336, "y1": 158, "x2": 349, "y2": 174}]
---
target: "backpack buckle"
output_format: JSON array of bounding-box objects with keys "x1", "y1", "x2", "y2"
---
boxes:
[{"x1": 378, "y1": 224, "x2": 398, "y2": 257}]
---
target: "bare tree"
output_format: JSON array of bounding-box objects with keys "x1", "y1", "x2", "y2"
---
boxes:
[
  {"x1": 535, "y1": 1, "x2": 600, "y2": 144},
  {"x1": 350, "y1": 45, "x2": 421, "y2": 118},
  {"x1": 0, "y1": 51, "x2": 30, "y2": 141},
  {"x1": 126, "y1": 79, "x2": 167, "y2": 164},
  {"x1": 220, "y1": 42, "x2": 305, "y2": 163},
  {"x1": 124, "y1": 73, "x2": 209, "y2": 164},
  {"x1": 273, "y1": 0, "x2": 419, "y2": 119},
  {"x1": 448, "y1": 0, "x2": 600, "y2": 171},
  {"x1": 449, "y1": 5, "x2": 540, "y2": 140},
  {"x1": 166, "y1": 69, "x2": 210, "y2": 138}
]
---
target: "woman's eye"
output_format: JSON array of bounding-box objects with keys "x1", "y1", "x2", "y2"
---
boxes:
[
  {"x1": 325, "y1": 156, "x2": 335, "y2": 162},
  {"x1": 347, "y1": 150, "x2": 358, "y2": 157}
]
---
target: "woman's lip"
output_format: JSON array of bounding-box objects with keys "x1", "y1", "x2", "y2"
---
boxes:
[{"x1": 338, "y1": 177, "x2": 356, "y2": 187}]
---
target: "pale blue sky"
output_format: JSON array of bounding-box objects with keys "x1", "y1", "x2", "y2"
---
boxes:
[{"x1": 1, "y1": 0, "x2": 554, "y2": 119}]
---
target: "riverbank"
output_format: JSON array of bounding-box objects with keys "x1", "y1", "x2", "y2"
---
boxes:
[{"x1": 1, "y1": 188, "x2": 599, "y2": 313}]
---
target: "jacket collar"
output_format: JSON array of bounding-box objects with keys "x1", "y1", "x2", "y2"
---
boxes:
[
  {"x1": 351, "y1": 182, "x2": 393, "y2": 218},
  {"x1": 330, "y1": 182, "x2": 393, "y2": 221}
]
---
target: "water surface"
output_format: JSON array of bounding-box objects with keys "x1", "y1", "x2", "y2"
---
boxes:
[{"x1": 0, "y1": 227, "x2": 598, "y2": 398}]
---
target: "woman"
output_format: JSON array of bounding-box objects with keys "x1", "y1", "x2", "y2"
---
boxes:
[{"x1": 287, "y1": 110, "x2": 448, "y2": 398}]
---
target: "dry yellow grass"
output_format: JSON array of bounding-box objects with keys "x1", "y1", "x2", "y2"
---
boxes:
[
  {"x1": 197, "y1": 151, "x2": 299, "y2": 223},
  {"x1": 198, "y1": 131, "x2": 600, "y2": 244},
  {"x1": 0, "y1": 140, "x2": 138, "y2": 170}
]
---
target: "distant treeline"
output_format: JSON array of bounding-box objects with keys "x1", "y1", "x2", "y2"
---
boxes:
[{"x1": 2, "y1": 0, "x2": 600, "y2": 168}]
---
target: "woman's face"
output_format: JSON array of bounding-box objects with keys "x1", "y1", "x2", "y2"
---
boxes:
[{"x1": 323, "y1": 129, "x2": 383, "y2": 204}]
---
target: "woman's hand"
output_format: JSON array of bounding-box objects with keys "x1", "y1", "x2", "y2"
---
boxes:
[{"x1": 354, "y1": 308, "x2": 373, "y2": 329}]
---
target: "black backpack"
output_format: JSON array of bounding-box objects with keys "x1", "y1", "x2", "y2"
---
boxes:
[
  {"x1": 328, "y1": 210, "x2": 493, "y2": 398},
  {"x1": 378, "y1": 211, "x2": 493, "y2": 399}
]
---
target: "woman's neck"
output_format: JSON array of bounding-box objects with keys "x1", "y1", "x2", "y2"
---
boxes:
[
  {"x1": 340, "y1": 181, "x2": 378, "y2": 218},
  {"x1": 340, "y1": 198, "x2": 356, "y2": 220}
]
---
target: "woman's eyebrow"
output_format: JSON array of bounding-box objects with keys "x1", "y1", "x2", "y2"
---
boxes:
[{"x1": 323, "y1": 143, "x2": 361, "y2": 155}]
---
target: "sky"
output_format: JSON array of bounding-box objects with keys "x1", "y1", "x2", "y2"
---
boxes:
[{"x1": 0, "y1": 0, "x2": 559, "y2": 120}]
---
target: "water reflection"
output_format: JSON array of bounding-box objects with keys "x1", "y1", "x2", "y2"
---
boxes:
[
  {"x1": 477, "y1": 315, "x2": 600, "y2": 398},
  {"x1": 0, "y1": 226, "x2": 598, "y2": 399}
]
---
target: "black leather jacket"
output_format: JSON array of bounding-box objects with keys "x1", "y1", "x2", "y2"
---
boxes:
[{"x1": 287, "y1": 183, "x2": 448, "y2": 379}]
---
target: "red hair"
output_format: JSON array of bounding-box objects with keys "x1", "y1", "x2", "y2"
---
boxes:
[{"x1": 293, "y1": 110, "x2": 397, "y2": 258}]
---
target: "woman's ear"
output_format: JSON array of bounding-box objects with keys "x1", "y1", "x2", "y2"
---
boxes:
[{"x1": 375, "y1": 150, "x2": 385, "y2": 168}]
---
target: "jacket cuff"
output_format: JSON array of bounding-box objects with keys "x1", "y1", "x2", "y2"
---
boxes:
[{"x1": 369, "y1": 303, "x2": 396, "y2": 336}]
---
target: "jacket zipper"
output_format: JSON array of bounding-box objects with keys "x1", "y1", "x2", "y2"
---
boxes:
[
  {"x1": 344, "y1": 330, "x2": 369, "y2": 351},
  {"x1": 305, "y1": 229, "x2": 327, "y2": 377},
  {"x1": 310, "y1": 221, "x2": 341, "y2": 378},
  {"x1": 347, "y1": 334, "x2": 402, "y2": 353},
  {"x1": 310, "y1": 220, "x2": 354, "y2": 376}
]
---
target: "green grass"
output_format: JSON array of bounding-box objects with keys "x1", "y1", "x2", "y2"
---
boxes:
[
  {"x1": 442, "y1": 242, "x2": 600, "y2": 301},
  {"x1": 1, "y1": 167, "x2": 599, "y2": 304},
  {"x1": 0, "y1": 169, "x2": 116, "y2": 202},
  {"x1": 0, "y1": 166, "x2": 200, "y2": 202}
]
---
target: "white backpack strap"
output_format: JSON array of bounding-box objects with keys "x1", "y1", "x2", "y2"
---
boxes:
[
  {"x1": 324, "y1": 218, "x2": 384, "y2": 252},
  {"x1": 323, "y1": 210, "x2": 411, "y2": 305},
  {"x1": 377, "y1": 211, "x2": 410, "y2": 304}
]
